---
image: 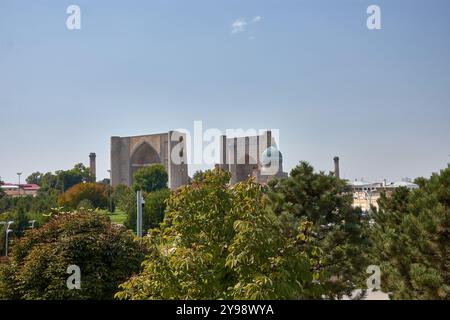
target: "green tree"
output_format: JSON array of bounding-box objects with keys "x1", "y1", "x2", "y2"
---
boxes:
[
  {"x1": 371, "y1": 165, "x2": 450, "y2": 299},
  {"x1": 39, "y1": 172, "x2": 58, "y2": 191},
  {"x1": 26, "y1": 172, "x2": 44, "y2": 185},
  {"x1": 0, "y1": 196, "x2": 11, "y2": 213},
  {"x1": 0, "y1": 210, "x2": 146, "y2": 300},
  {"x1": 116, "y1": 169, "x2": 318, "y2": 300},
  {"x1": 59, "y1": 183, "x2": 108, "y2": 210},
  {"x1": 29, "y1": 191, "x2": 58, "y2": 213},
  {"x1": 146, "y1": 189, "x2": 170, "y2": 229},
  {"x1": 413, "y1": 176, "x2": 428, "y2": 189},
  {"x1": 112, "y1": 184, "x2": 134, "y2": 212},
  {"x1": 13, "y1": 204, "x2": 30, "y2": 238},
  {"x1": 132, "y1": 165, "x2": 168, "y2": 193},
  {"x1": 266, "y1": 162, "x2": 370, "y2": 299},
  {"x1": 192, "y1": 170, "x2": 206, "y2": 182},
  {"x1": 55, "y1": 163, "x2": 90, "y2": 192},
  {"x1": 0, "y1": 198, "x2": 32, "y2": 238}
]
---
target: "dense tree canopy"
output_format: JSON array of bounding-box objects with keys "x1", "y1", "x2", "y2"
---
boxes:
[
  {"x1": 26, "y1": 172, "x2": 44, "y2": 185},
  {"x1": 56, "y1": 163, "x2": 91, "y2": 192},
  {"x1": 132, "y1": 165, "x2": 168, "y2": 193},
  {"x1": 266, "y1": 162, "x2": 370, "y2": 299},
  {"x1": 116, "y1": 168, "x2": 355, "y2": 300},
  {"x1": 10, "y1": 205, "x2": 29, "y2": 238},
  {"x1": 0, "y1": 210, "x2": 146, "y2": 300},
  {"x1": 1, "y1": 159, "x2": 447, "y2": 301},
  {"x1": 26, "y1": 163, "x2": 91, "y2": 193},
  {"x1": 371, "y1": 165, "x2": 450, "y2": 299},
  {"x1": 0, "y1": 196, "x2": 54, "y2": 253},
  {"x1": 39, "y1": 172, "x2": 59, "y2": 191},
  {"x1": 0, "y1": 192, "x2": 58, "y2": 219},
  {"x1": 59, "y1": 183, "x2": 108, "y2": 210}
]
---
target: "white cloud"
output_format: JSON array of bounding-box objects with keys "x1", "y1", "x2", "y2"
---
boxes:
[
  {"x1": 252, "y1": 16, "x2": 262, "y2": 23},
  {"x1": 231, "y1": 18, "x2": 247, "y2": 34}
]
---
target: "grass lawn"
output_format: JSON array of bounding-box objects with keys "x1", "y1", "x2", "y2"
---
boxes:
[{"x1": 107, "y1": 210, "x2": 127, "y2": 225}]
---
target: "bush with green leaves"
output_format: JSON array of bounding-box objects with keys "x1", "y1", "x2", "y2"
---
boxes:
[
  {"x1": 371, "y1": 165, "x2": 450, "y2": 300},
  {"x1": 112, "y1": 184, "x2": 134, "y2": 212},
  {"x1": 77, "y1": 199, "x2": 94, "y2": 210},
  {"x1": 0, "y1": 210, "x2": 146, "y2": 300},
  {"x1": 59, "y1": 183, "x2": 108, "y2": 210},
  {"x1": 0, "y1": 192, "x2": 58, "y2": 218},
  {"x1": 0, "y1": 201, "x2": 34, "y2": 239}
]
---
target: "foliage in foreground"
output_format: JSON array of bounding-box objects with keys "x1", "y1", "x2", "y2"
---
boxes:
[
  {"x1": 0, "y1": 210, "x2": 146, "y2": 300},
  {"x1": 267, "y1": 162, "x2": 371, "y2": 299},
  {"x1": 371, "y1": 165, "x2": 450, "y2": 300},
  {"x1": 116, "y1": 167, "x2": 367, "y2": 300}
]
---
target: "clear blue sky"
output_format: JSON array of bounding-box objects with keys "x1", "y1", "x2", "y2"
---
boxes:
[{"x1": 1, "y1": 0, "x2": 449, "y2": 183}]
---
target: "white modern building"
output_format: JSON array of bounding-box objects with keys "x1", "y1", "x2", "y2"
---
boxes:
[{"x1": 348, "y1": 180, "x2": 418, "y2": 212}]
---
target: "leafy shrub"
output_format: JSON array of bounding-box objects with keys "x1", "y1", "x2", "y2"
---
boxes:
[
  {"x1": 59, "y1": 183, "x2": 107, "y2": 210},
  {"x1": 112, "y1": 184, "x2": 134, "y2": 212},
  {"x1": 0, "y1": 210, "x2": 146, "y2": 300}
]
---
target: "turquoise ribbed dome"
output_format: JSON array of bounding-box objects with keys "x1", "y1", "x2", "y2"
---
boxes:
[{"x1": 261, "y1": 146, "x2": 282, "y2": 167}]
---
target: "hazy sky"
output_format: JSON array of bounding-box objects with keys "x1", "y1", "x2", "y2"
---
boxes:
[{"x1": 1, "y1": 0, "x2": 449, "y2": 183}]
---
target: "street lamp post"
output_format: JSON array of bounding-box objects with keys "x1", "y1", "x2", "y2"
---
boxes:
[
  {"x1": 136, "y1": 191, "x2": 144, "y2": 237},
  {"x1": 0, "y1": 221, "x2": 14, "y2": 256},
  {"x1": 17, "y1": 172, "x2": 22, "y2": 197},
  {"x1": 5, "y1": 229, "x2": 12, "y2": 256},
  {"x1": 107, "y1": 170, "x2": 112, "y2": 213}
]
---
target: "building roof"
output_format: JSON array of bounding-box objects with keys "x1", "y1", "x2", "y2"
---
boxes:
[
  {"x1": 1, "y1": 184, "x2": 19, "y2": 189},
  {"x1": 1, "y1": 183, "x2": 40, "y2": 191},
  {"x1": 347, "y1": 180, "x2": 419, "y2": 190},
  {"x1": 23, "y1": 184, "x2": 41, "y2": 190},
  {"x1": 347, "y1": 180, "x2": 381, "y2": 188},
  {"x1": 386, "y1": 181, "x2": 419, "y2": 189}
]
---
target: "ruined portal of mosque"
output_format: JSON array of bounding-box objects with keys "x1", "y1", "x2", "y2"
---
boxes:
[{"x1": 111, "y1": 131, "x2": 188, "y2": 190}]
